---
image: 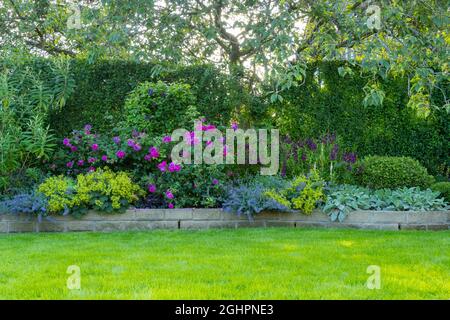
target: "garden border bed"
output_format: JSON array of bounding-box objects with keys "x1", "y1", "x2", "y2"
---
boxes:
[{"x1": 0, "y1": 209, "x2": 449, "y2": 233}]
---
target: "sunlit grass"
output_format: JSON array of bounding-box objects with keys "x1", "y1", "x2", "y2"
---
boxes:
[{"x1": 0, "y1": 228, "x2": 448, "y2": 299}]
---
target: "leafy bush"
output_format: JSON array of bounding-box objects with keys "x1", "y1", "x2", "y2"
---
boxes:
[
  {"x1": 222, "y1": 176, "x2": 289, "y2": 218},
  {"x1": 123, "y1": 81, "x2": 199, "y2": 137},
  {"x1": 0, "y1": 56, "x2": 66, "y2": 193},
  {"x1": 139, "y1": 164, "x2": 227, "y2": 209},
  {"x1": 0, "y1": 191, "x2": 48, "y2": 217},
  {"x1": 265, "y1": 170, "x2": 325, "y2": 214},
  {"x1": 356, "y1": 156, "x2": 434, "y2": 189},
  {"x1": 46, "y1": 60, "x2": 237, "y2": 135},
  {"x1": 430, "y1": 182, "x2": 450, "y2": 202},
  {"x1": 323, "y1": 185, "x2": 449, "y2": 222},
  {"x1": 38, "y1": 169, "x2": 142, "y2": 216}
]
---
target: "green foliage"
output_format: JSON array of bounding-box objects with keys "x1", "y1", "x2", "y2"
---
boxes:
[
  {"x1": 271, "y1": 61, "x2": 449, "y2": 176},
  {"x1": 265, "y1": 170, "x2": 325, "y2": 215},
  {"x1": 123, "y1": 81, "x2": 198, "y2": 137},
  {"x1": 0, "y1": 56, "x2": 71, "y2": 193},
  {"x1": 38, "y1": 169, "x2": 142, "y2": 216},
  {"x1": 430, "y1": 182, "x2": 450, "y2": 202},
  {"x1": 356, "y1": 156, "x2": 435, "y2": 190},
  {"x1": 222, "y1": 176, "x2": 289, "y2": 218},
  {"x1": 47, "y1": 60, "x2": 238, "y2": 136},
  {"x1": 323, "y1": 185, "x2": 449, "y2": 222}
]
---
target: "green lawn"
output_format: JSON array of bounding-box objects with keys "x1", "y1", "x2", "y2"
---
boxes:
[{"x1": 0, "y1": 228, "x2": 448, "y2": 299}]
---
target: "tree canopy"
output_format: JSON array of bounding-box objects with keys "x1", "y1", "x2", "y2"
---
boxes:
[{"x1": 0, "y1": 0, "x2": 448, "y2": 110}]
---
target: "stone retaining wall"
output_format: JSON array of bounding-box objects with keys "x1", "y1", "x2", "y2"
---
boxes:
[{"x1": 0, "y1": 208, "x2": 449, "y2": 233}]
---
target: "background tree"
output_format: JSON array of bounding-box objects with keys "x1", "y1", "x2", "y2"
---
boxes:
[{"x1": 0, "y1": 0, "x2": 448, "y2": 110}]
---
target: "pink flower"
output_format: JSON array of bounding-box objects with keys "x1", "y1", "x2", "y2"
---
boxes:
[
  {"x1": 158, "y1": 161, "x2": 167, "y2": 172},
  {"x1": 91, "y1": 144, "x2": 99, "y2": 151},
  {"x1": 88, "y1": 166, "x2": 96, "y2": 172},
  {"x1": 206, "y1": 140, "x2": 213, "y2": 147},
  {"x1": 168, "y1": 162, "x2": 181, "y2": 172},
  {"x1": 212, "y1": 178, "x2": 219, "y2": 185},
  {"x1": 202, "y1": 124, "x2": 216, "y2": 131},
  {"x1": 77, "y1": 159, "x2": 85, "y2": 166},
  {"x1": 88, "y1": 157, "x2": 96, "y2": 163},
  {"x1": 144, "y1": 154, "x2": 152, "y2": 161},
  {"x1": 101, "y1": 155, "x2": 108, "y2": 162},
  {"x1": 231, "y1": 122, "x2": 238, "y2": 131},
  {"x1": 116, "y1": 150, "x2": 126, "y2": 159},
  {"x1": 168, "y1": 203, "x2": 174, "y2": 209},
  {"x1": 63, "y1": 138, "x2": 70, "y2": 146},
  {"x1": 162, "y1": 136, "x2": 172, "y2": 143},
  {"x1": 70, "y1": 146, "x2": 78, "y2": 152},
  {"x1": 149, "y1": 147, "x2": 159, "y2": 158},
  {"x1": 165, "y1": 190, "x2": 174, "y2": 199},
  {"x1": 148, "y1": 184, "x2": 156, "y2": 193},
  {"x1": 66, "y1": 161, "x2": 74, "y2": 168}
]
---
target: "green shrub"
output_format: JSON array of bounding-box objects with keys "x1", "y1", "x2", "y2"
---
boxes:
[
  {"x1": 430, "y1": 182, "x2": 450, "y2": 202},
  {"x1": 38, "y1": 169, "x2": 143, "y2": 216},
  {"x1": 222, "y1": 176, "x2": 289, "y2": 218},
  {"x1": 123, "y1": 81, "x2": 198, "y2": 137},
  {"x1": 356, "y1": 156, "x2": 434, "y2": 189},
  {"x1": 265, "y1": 170, "x2": 325, "y2": 214},
  {"x1": 323, "y1": 185, "x2": 449, "y2": 222}
]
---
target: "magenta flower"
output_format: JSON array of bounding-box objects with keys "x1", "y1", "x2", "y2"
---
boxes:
[
  {"x1": 184, "y1": 131, "x2": 200, "y2": 145},
  {"x1": 133, "y1": 144, "x2": 142, "y2": 152},
  {"x1": 88, "y1": 157, "x2": 96, "y2": 164},
  {"x1": 77, "y1": 159, "x2": 85, "y2": 166},
  {"x1": 63, "y1": 138, "x2": 70, "y2": 146},
  {"x1": 212, "y1": 178, "x2": 219, "y2": 185},
  {"x1": 231, "y1": 122, "x2": 238, "y2": 131},
  {"x1": 162, "y1": 136, "x2": 172, "y2": 143},
  {"x1": 66, "y1": 161, "x2": 74, "y2": 168},
  {"x1": 158, "y1": 161, "x2": 167, "y2": 172},
  {"x1": 127, "y1": 139, "x2": 135, "y2": 147},
  {"x1": 202, "y1": 124, "x2": 216, "y2": 131},
  {"x1": 149, "y1": 147, "x2": 159, "y2": 158},
  {"x1": 168, "y1": 162, "x2": 181, "y2": 172},
  {"x1": 206, "y1": 140, "x2": 213, "y2": 147},
  {"x1": 144, "y1": 154, "x2": 152, "y2": 161},
  {"x1": 70, "y1": 146, "x2": 78, "y2": 152},
  {"x1": 91, "y1": 144, "x2": 99, "y2": 151},
  {"x1": 113, "y1": 136, "x2": 121, "y2": 144},
  {"x1": 168, "y1": 203, "x2": 174, "y2": 209},
  {"x1": 195, "y1": 122, "x2": 204, "y2": 131},
  {"x1": 148, "y1": 184, "x2": 156, "y2": 193},
  {"x1": 165, "y1": 190, "x2": 174, "y2": 199},
  {"x1": 223, "y1": 145, "x2": 228, "y2": 156},
  {"x1": 101, "y1": 155, "x2": 108, "y2": 162},
  {"x1": 116, "y1": 150, "x2": 126, "y2": 159},
  {"x1": 88, "y1": 166, "x2": 96, "y2": 172}
]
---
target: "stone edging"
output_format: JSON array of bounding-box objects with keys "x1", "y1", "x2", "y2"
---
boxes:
[{"x1": 0, "y1": 209, "x2": 449, "y2": 233}]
